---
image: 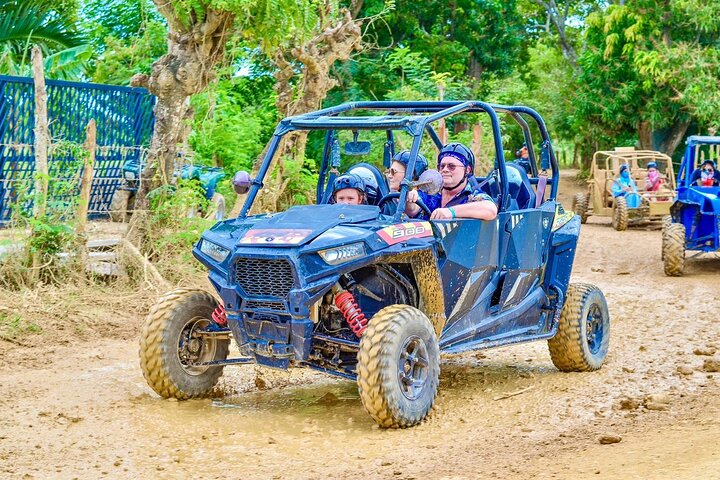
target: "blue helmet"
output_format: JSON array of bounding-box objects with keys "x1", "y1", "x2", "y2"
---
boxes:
[
  {"x1": 646, "y1": 161, "x2": 658, "y2": 169},
  {"x1": 392, "y1": 151, "x2": 428, "y2": 180},
  {"x1": 333, "y1": 173, "x2": 366, "y2": 196},
  {"x1": 439, "y1": 143, "x2": 475, "y2": 170}
]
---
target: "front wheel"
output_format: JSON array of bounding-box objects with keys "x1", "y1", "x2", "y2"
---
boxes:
[
  {"x1": 612, "y1": 196, "x2": 628, "y2": 231},
  {"x1": 662, "y1": 223, "x2": 685, "y2": 276},
  {"x1": 548, "y1": 283, "x2": 610, "y2": 372},
  {"x1": 357, "y1": 305, "x2": 440, "y2": 428},
  {"x1": 139, "y1": 289, "x2": 230, "y2": 399}
]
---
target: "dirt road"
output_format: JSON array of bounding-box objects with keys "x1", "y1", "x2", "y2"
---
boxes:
[{"x1": 1, "y1": 174, "x2": 720, "y2": 479}]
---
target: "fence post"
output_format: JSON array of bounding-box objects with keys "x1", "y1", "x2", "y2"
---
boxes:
[
  {"x1": 29, "y1": 46, "x2": 50, "y2": 284},
  {"x1": 31, "y1": 46, "x2": 49, "y2": 218},
  {"x1": 77, "y1": 119, "x2": 96, "y2": 234}
]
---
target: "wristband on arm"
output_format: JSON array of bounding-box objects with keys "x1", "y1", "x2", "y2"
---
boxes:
[{"x1": 449, "y1": 207, "x2": 456, "y2": 219}]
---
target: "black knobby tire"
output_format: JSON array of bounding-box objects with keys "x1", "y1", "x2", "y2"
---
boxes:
[
  {"x1": 548, "y1": 283, "x2": 610, "y2": 372},
  {"x1": 662, "y1": 223, "x2": 685, "y2": 277},
  {"x1": 660, "y1": 215, "x2": 672, "y2": 261},
  {"x1": 612, "y1": 196, "x2": 628, "y2": 231},
  {"x1": 357, "y1": 305, "x2": 440, "y2": 428},
  {"x1": 139, "y1": 289, "x2": 230, "y2": 399},
  {"x1": 109, "y1": 189, "x2": 129, "y2": 222},
  {"x1": 572, "y1": 192, "x2": 589, "y2": 224},
  {"x1": 661, "y1": 215, "x2": 672, "y2": 232}
]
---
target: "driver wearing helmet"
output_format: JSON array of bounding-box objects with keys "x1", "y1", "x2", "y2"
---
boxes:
[
  {"x1": 332, "y1": 173, "x2": 366, "y2": 205},
  {"x1": 406, "y1": 143, "x2": 498, "y2": 221}
]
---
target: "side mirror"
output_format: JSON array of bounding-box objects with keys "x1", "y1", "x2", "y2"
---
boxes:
[
  {"x1": 413, "y1": 169, "x2": 443, "y2": 195},
  {"x1": 233, "y1": 171, "x2": 252, "y2": 194},
  {"x1": 344, "y1": 141, "x2": 372, "y2": 156}
]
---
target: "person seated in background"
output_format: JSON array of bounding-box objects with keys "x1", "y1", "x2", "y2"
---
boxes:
[
  {"x1": 385, "y1": 150, "x2": 429, "y2": 192},
  {"x1": 332, "y1": 173, "x2": 366, "y2": 205},
  {"x1": 514, "y1": 143, "x2": 533, "y2": 175},
  {"x1": 612, "y1": 163, "x2": 641, "y2": 207},
  {"x1": 644, "y1": 161, "x2": 664, "y2": 192},
  {"x1": 612, "y1": 164, "x2": 638, "y2": 197},
  {"x1": 690, "y1": 160, "x2": 720, "y2": 187},
  {"x1": 405, "y1": 142, "x2": 497, "y2": 221}
]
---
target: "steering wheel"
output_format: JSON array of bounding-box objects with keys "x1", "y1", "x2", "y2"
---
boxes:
[{"x1": 377, "y1": 192, "x2": 432, "y2": 217}]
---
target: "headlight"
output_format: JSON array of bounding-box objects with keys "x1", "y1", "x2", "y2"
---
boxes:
[
  {"x1": 199, "y1": 239, "x2": 230, "y2": 263},
  {"x1": 124, "y1": 171, "x2": 136, "y2": 181},
  {"x1": 318, "y1": 243, "x2": 365, "y2": 265}
]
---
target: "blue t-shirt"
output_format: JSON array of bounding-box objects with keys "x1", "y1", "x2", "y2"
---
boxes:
[{"x1": 415, "y1": 182, "x2": 494, "y2": 219}]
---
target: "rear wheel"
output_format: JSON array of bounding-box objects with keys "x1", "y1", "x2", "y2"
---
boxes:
[
  {"x1": 662, "y1": 223, "x2": 685, "y2": 277},
  {"x1": 612, "y1": 196, "x2": 628, "y2": 231},
  {"x1": 357, "y1": 305, "x2": 440, "y2": 428},
  {"x1": 548, "y1": 283, "x2": 610, "y2": 372},
  {"x1": 572, "y1": 192, "x2": 589, "y2": 224},
  {"x1": 139, "y1": 289, "x2": 230, "y2": 399}
]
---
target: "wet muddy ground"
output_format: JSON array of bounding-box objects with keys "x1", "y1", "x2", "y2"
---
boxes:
[{"x1": 1, "y1": 173, "x2": 720, "y2": 479}]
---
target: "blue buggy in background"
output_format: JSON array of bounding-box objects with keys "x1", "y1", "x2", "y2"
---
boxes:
[
  {"x1": 109, "y1": 156, "x2": 226, "y2": 222},
  {"x1": 662, "y1": 136, "x2": 720, "y2": 276},
  {"x1": 138, "y1": 101, "x2": 610, "y2": 428}
]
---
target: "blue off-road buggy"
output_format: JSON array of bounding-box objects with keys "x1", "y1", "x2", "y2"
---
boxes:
[
  {"x1": 138, "y1": 101, "x2": 610, "y2": 428},
  {"x1": 109, "y1": 157, "x2": 226, "y2": 222},
  {"x1": 662, "y1": 136, "x2": 720, "y2": 276}
]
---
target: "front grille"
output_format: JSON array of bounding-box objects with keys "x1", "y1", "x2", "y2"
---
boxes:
[
  {"x1": 234, "y1": 258, "x2": 295, "y2": 298},
  {"x1": 245, "y1": 300, "x2": 287, "y2": 311}
]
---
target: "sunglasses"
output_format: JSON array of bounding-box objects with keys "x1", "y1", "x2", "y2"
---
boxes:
[
  {"x1": 703, "y1": 168, "x2": 714, "y2": 173},
  {"x1": 438, "y1": 162, "x2": 463, "y2": 172},
  {"x1": 384, "y1": 167, "x2": 405, "y2": 177}
]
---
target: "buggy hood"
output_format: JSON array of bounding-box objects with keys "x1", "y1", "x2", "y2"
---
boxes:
[
  {"x1": 686, "y1": 186, "x2": 720, "y2": 214},
  {"x1": 236, "y1": 204, "x2": 380, "y2": 247}
]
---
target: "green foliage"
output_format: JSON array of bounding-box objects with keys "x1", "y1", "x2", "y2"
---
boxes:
[
  {"x1": 91, "y1": 21, "x2": 167, "y2": 85},
  {"x1": 0, "y1": 312, "x2": 42, "y2": 340},
  {"x1": 145, "y1": 180, "x2": 215, "y2": 277},
  {"x1": 82, "y1": 0, "x2": 163, "y2": 46},
  {"x1": 574, "y1": 1, "x2": 720, "y2": 151},
  {"x1": 189, "y1": 72, "x2": 278, "y2": 172},
  {"x1": 0, "y1": 0, "x2": 90, "y2": 79}
]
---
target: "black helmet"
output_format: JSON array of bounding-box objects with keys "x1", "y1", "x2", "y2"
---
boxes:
[
  {"x1": 392, "y1": 150, "x2": 428, "y2": 180},
  {"x1": 439, "y1": 143, "x2": 475, "y2": 170},
  {"x1": 333, "y1": 173, "x2": 366, "y2": 196}
]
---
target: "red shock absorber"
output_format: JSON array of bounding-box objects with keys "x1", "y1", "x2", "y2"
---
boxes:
[
  {"x1": 211, "y1": 304, "x2": 228, "y2": 327},
  {"x1": 335, "y1": 290, "x2": 368, "y2": 337}
]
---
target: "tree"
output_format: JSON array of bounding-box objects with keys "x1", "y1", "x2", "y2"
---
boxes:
[
  {"x1": 253, "y1": 6, "x2": 363, "y2": 211},
  {"x1": 575, "y1": 1, "x2": 720, "y2": 155},
  {"x1": 0, "y1": 0, "x2": 91, "y2": 79}
]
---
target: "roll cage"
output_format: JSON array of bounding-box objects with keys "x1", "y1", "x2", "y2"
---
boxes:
[
  {"x1": 239, "y1": 101, "x2": 560, "y2": 220},
  {"x1": 677, "y1": 136, "x2": 720, "y2": 188}
]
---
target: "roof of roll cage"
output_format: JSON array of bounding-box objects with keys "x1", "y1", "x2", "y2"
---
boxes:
[
  {"x1": 686, "y1": 135, "x2": 720, "y2": 147},
  {"x1": 284, "y1": 101, "x2": 546, "y2": 130}
]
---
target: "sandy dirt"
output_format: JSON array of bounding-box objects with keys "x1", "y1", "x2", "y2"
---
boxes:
[{"x1": 2, "y1": 171, "x2": 720, "y2": 480}]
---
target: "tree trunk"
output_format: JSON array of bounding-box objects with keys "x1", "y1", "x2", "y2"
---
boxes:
[
  {"x1": 533, "y1": 0, "x2": 578, "y2": 67},
  {"x1": 638, "y1": 121, "x2": 652, "y2": 150},
  {"x1": 128, "y1": 7, "x2": 233, "y2": 247},
  {"x1": 252, "y1": 10, "x2": 362, "y2": 213},
  {"x1": 660, "y1": 120, "x2": 691, "y2": 157}
]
